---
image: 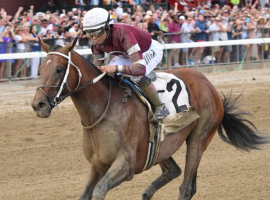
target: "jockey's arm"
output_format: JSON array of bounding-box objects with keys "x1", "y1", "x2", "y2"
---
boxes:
[
  {"x1": 92, "y1": 47, "x2": 106, "y2": 66},
  {"x1": 93, "y1": 58, "x2": 104, "y2": 66},
  {"x1": 117, "y1": 51, "x2": 146, "y2": 76}
]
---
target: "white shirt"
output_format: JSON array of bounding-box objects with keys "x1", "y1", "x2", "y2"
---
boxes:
[
  {"x1": 15, "y1": 35, "x2": 25, "y2": 50},
  {"x1": 116, "y1": 7, "x2": 123, "y2": 16},
  {"x1": 69, "y1": 27, "x2": 79, "y2": 46},
  {"x1": 41, "y1": 26, "x2": 49, "y2": 35},
  {"x1": 209, "y1": 23, "x2": 220, "y2": 41},
  {"x1": 219, "y1": 23, "x2": 228, "y2": 40},
  {"x1": 181, "y1": 22, "x2": 194, "y2": 42}
]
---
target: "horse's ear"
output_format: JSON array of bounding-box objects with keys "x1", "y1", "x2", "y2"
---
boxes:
[
  {"x1": 38, "y1": 37, "x2": 51, "y2": 53},
  {"x1": 61, "y1": 37, "x2": 78, "y2": 55}
]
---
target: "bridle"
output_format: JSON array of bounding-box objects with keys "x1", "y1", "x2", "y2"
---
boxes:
[{"x1": 37, "y1": 51, "x2": 110, "y2": 129}]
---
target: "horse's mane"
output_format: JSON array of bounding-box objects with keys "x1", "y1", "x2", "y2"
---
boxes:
[{"x1": 51, "y1": 44, "x2": 101, "y2": 75}]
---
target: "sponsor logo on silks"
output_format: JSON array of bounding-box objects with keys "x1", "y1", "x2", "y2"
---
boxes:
[{"x1": 144, "y1": 50, "x2": 156, "y2": 65}]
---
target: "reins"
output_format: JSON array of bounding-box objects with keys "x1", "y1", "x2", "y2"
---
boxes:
[
  {"x1": 37, "y1": 51, "x2": 110, "y2": 129},
  {"x1": 82, "y1": 78, "x2": 111, "y2": 129}
]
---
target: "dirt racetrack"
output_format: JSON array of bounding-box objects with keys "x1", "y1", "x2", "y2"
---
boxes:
[{"x1": 1, "y1": 68, "x2": 270, "y2": 200}]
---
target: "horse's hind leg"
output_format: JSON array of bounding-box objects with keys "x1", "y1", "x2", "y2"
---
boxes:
[
  {"x1": 178, "y1": 118, "x2": 218, "y2": 200},
  {"x1": 142, "y1": 157, "x2": 181, "y2": 200}
]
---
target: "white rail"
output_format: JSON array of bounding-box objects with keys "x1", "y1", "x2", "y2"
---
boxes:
[{"x1": 0, "y1": 38, "x2": 269, "y2": 60}]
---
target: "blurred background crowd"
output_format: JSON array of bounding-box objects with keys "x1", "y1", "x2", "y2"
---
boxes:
[{"x1": 1, "y1": 0, "x2": 270, "y2": 80}]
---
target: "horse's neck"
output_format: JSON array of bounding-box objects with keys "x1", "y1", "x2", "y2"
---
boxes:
[{"x1": 69, "y1": 52, "x2": 109, "y2": 126}]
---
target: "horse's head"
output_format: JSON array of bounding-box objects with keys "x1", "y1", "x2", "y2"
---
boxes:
[{"x1": 31, "y1": 38, "x2": 78, "y2": 118}]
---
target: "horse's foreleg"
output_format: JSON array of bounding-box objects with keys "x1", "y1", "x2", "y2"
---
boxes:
[
  {"x1": 142, "y1": 157, "x2": 182, "y2": 200},
  {"x1": 79, "y1": 165, "x2": 103, "y2": 200},
  {"x1": 92, "y1": 154, "x2": 131, "y2": 200}
]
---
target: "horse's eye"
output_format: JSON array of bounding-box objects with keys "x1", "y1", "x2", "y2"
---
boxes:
[{"x1": 56, "y1": 66, "x2": 63, "y2": 74}]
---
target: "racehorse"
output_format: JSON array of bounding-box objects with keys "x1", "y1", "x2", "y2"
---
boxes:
[{"x1": 31, "y1": 38, "x2": 269, "y2": 200}]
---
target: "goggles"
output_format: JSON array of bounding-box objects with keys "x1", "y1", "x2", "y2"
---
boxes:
[{"x1": 86, "y1": 28, "x2": 105, "y2": 38}]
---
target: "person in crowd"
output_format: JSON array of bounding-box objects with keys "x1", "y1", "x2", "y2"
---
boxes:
[
  {"x1": 194, "y1": 13, "x2": 209, "y2": 70},
  {"x1": 231, "y1": 19, "x2": 243, "y2": 62},
  {"x1": 51, "y1": 22, "x2": 60, "y2": 35},
  {"x1": 159, "y1": 18, "x2": 168, "y2": 43},
  {"x1": 142, "y1": 22, "x2": 148, "y2": 32},
  {"x1": 29, "y1": 25, "x2": 41, "y2": 77},
  {"x1": 247, "y1": 16, "x2": 260, "y2": 60},
  {"x1": 256, "y1": 16, "x2": 265, "y2": 55},
  {"x1": 263, "y1": 18, "x2": 270, "y2": 58},
  {"x1": 40, "y1": 19, "x2": 50, "y2": 35},
  {"x1": 72, "y1": 8, "x2": 78, "y2": 16},
  {"x1": 55, "y1": 29, "x2": 65, "y2": 46},
  {"x1": 14, "y1": 26, "x2": 27, "y2": 77},
  {"x1": 69, "y1": 22, "x2": 79, "y2": 47},
  {"x1": 181, "y1": 17, "x2": 199, "y2": 65},
  {"x1": 136, "y1": 22, "x2": 142, "y2": 29},
  {"x1": 30, "y1": 16, "x2": 41, "y2": 33},
  {"x1": 153, "y1": 12, "x2": 161, "y2": 27},
  {"x1": 241, "y1": 16, "x2": 248, "y2": 54},
  {"x1": 218, "y1": 16, "x2": 231, "y2": 63},
  {"x1": 59, "y1": 13, "x2": 68, "y2": 23},
  {"x1": 209, "y1": 17, "x2": 221, "y2": 61},
  {"x1": 116, "y1": 2, "x2": 123, "y2": 16},
  {"x1": 179, "y1": 15, "x2": 186, "y2": 28},
  {"x1": 60, "y1": 21, "x2": 67, "y2": 30},
  {"x1": 78, "y1": 24, "x2": 88, "y2": 53},
  {"x1": 147, "y1": 15, "x2": 165, "y2": 42},
  {"x1": 22, "y1": 23, "x2": 32, "y2": 70},
  {"x1": 65, "y1": 16, "x2": 75, "y2": 32},
  {"x1": 43, "y1": 29, "x2": 55, "y2": 47},
  {"x1": 168, "y1": 15, "x2": 181, "y2": 68},
  {"x1": 0, "y1": 25, "x2": 16, "y2": 79},
  {"x1": 0, "y1": 17, "x2": 6, "y2": 33},
  {"x1": 143, "y1": 15, "x2": 151, "y2": 23}
]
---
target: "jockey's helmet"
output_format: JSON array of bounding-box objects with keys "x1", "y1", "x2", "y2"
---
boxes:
[{"x1": 83, "y1": 8, "x2": 114, "y2": 32}]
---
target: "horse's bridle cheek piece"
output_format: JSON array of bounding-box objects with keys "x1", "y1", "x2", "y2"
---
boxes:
[{"x1": 36, "y1": 51, "x2": 108, "y2": 128}]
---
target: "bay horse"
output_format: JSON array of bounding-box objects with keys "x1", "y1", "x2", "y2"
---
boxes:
[{"x1": 31, "y1": 38, "x2": 269, "y2": 200}]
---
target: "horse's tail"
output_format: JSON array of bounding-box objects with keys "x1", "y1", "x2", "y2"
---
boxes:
[{"x1": 218, "y1": 91, "x2": 270, "y2": 152}]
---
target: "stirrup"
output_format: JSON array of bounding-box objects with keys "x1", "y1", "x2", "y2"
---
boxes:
[{"x1": 154, "y1": 105, "x2": 170, "y2": 120}]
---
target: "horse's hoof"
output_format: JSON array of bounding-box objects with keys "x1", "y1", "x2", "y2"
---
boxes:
[
  {"x1": 142, "y1": 184, "x2": 156, "y2": 200},
  {"x1": 92, "y1": 184, "x2": 107, "y2": 200}
]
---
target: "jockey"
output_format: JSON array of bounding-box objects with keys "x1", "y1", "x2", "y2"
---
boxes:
[{"x1": 83, "y1": 8, "x2": 170, "y2": 120}]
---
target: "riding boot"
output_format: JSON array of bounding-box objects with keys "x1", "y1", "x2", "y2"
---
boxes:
[{"x1": 138, "y1": 77, "x2": 170, "y2": 120}]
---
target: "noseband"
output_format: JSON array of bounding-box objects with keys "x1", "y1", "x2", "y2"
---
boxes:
[{"x1": 37, "y1": 51, "x2": 107, "y2": 110}]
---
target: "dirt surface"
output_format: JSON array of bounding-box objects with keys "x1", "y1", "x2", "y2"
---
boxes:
[{"x1": 1, "y1": 69, "x2": 270, "y2": 200}]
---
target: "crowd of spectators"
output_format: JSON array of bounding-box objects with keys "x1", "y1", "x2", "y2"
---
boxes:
[{"x1": 1, "y1": 0, "x2": 270, "y2": 79}]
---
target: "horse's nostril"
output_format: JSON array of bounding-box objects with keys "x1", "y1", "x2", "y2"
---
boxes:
[{"x1": 37, "y1": 102, "x2": 48, "y2": 110}]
